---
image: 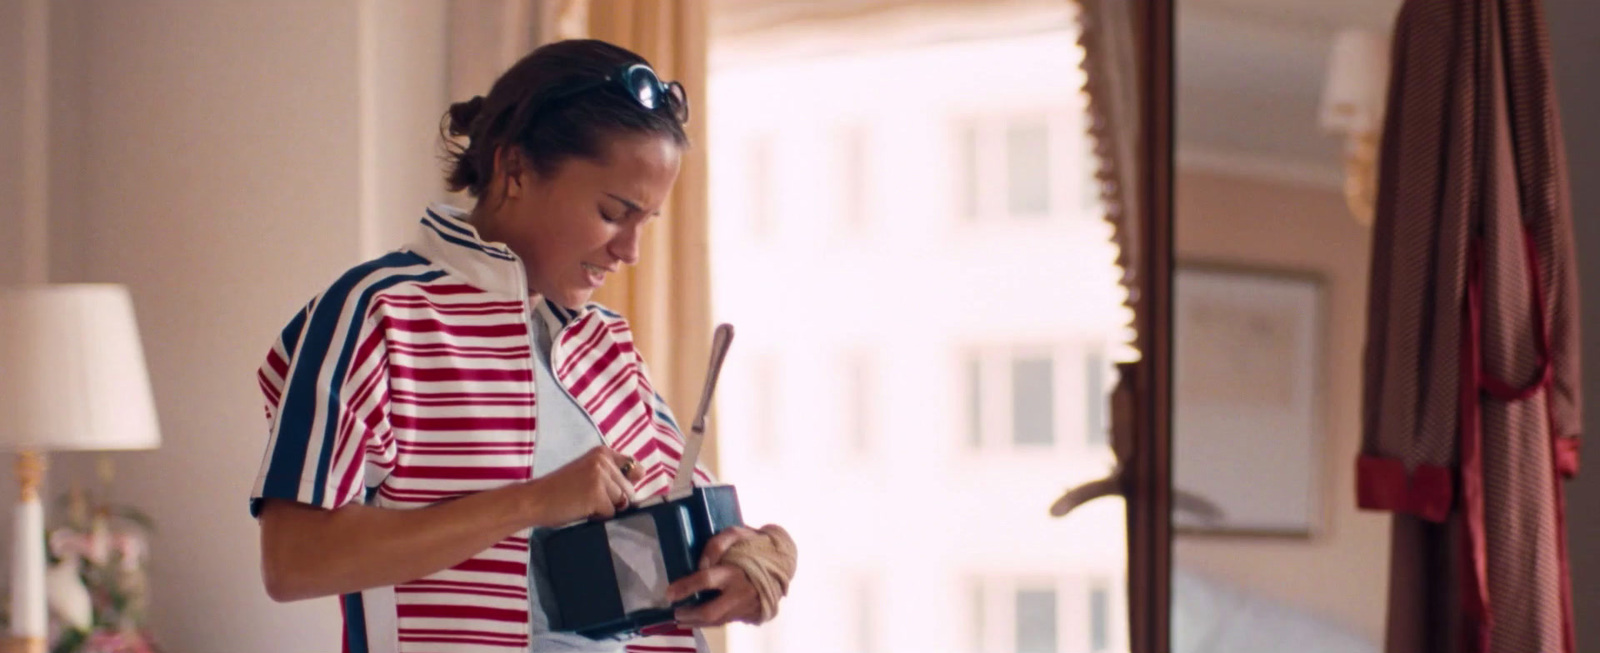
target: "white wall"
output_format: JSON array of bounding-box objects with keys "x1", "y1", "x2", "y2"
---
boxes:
[
  {"x1": 1172, "y1": 169, "x2": 1388, "y2": 642},
  {"x1": 0, "y1": 2, "x2": 448, "y2": 651}
]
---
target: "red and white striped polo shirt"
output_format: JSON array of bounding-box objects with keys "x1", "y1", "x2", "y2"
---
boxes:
[{"x1": 251, "y1": 205, "x2": 712, "y2": 653}]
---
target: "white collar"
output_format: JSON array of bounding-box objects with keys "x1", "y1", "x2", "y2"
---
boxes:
[{"x1": 409, "y1": 204, "x2": 606, "y2": 334}]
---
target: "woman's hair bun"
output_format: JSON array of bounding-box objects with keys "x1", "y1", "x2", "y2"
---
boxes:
[{"x1": 447, "y1": 95, "x2": 486, "y2": 137}]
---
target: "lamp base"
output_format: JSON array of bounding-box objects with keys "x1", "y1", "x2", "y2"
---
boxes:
[
  {"x1": 1341, "y1": 133, "x2": 1379, "y2": 226},
  {"x1": 2, "y1": 635, "x2": 45, "y2": 653},
  {"x1": 9, "y1": 451, "x2": 47, "y2": 652}
]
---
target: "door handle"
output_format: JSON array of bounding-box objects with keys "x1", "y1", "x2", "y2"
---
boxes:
[{"x1": 1049, "y1": 362, "x2": 1225, "y2": 524}]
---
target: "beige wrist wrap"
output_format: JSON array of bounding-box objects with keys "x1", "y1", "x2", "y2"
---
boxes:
[{"x1": 720, "y1": 524, "x2": 797, "y2": 624}]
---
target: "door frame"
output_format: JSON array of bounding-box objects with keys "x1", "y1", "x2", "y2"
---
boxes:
[{"x1": 1126, "y1": 1, "x2": 1174, "y2": 652}]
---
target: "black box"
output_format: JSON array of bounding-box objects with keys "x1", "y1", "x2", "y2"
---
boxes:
[{"x1": 536, "y1": 485, "x2": 744, "y2": 640}]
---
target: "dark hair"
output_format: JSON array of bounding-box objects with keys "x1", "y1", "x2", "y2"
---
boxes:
[{"x1": 441, "y1": 39, "x2": 690, "y2": 197}]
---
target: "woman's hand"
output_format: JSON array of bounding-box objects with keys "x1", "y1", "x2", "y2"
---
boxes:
[
  {"x1": 527, "y1": 446, "x2": 644, "y2": 527},
  {"x1": 665, "y1": 526, "x2": 766, "y2": 627}
]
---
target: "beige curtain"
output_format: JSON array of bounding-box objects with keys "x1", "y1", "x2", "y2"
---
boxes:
[
  {"x1": 584, "y1": 0, "x2": 715, "y2": 446},
  {"x1": 1075, "y1": 0, "x2": 1142, "y2": 319},
  {"x1": 446, "y1": 0, "x2": 587, "y2": 211}
]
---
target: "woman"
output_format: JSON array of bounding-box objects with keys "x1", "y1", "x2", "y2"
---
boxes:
[{"x1": 249, "y1": 39, "x2": 796, "y2": 653}]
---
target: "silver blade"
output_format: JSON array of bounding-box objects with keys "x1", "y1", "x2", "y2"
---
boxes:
[{"x1": 670, "y1": 323, "x2": 735, "y2": 498}]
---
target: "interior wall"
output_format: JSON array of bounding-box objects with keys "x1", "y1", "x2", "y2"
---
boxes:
[
  {"x1": 361, "y1": 0, "x2": 452, "y2": 257},
  {"x1": 73, "y1": 2, "x2": 365, "y2": 649},
  {"x1": 0, "y1": 0, "x2": 24, "y2": 285},
  {"x1": 1177, "y1": 0, "x2": 1600, "y2": 646},
  {"x1": 1173, "y1": 168, "x2": 1389, "y2": 642},
  {"x1": 1546, "y1": 0, "x2": 1600, "y2": 646},
  {"x1": 0, "y1": 2, "x2": 449, "y2": 651}
]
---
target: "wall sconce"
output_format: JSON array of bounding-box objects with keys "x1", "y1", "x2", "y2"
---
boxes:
[{"x1": 1318, "y1": 29, "x2": 1390, "y2": 227}]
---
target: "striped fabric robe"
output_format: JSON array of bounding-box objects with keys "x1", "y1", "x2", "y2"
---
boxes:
[
  {"x1": 1357, "y1": 2, "x2": 1581, "y2": 652},
  {"x1": 251, "y1": 205, "x2": 713, "y2": 653}
]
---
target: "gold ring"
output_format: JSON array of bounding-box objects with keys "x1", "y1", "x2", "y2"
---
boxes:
[{"x1": 619, "y1": 459, "x2": 636, "y2": 476}]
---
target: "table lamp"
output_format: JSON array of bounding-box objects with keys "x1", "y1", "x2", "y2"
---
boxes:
[
  {"x1": 1318, "y1": 27, "x2": 1391, "y2": 226},
  {"x1": 0, "y1": 285, "x2": 161, "y2": 653}
]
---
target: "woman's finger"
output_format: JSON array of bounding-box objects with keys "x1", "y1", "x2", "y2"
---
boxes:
[
  {"x1": 671, "y1": 568, "x2": 730, "y2": 625},
  {"x1": 672, "y1": 567, "x2": 758, "y2": 626},
  {"x1": 699, "y1": 526, "x2": 759, "y2": 569},
  {"x1": 620, "y1": 456, "x2": 644, "y2": 482},
  {"x1": 593, "y1": 497, "x2": 616, "y2": 520},
  {"x1": 604, "y1": 447, "x2": 636, "y2": 473},
  {"x1": 666, "y1": 568, "x2": 716, "y2": 603},
  {"x1": 606, "y1": 447, "x2": 641, "y2": 481},
  {"x1": 590, "y1": 471, "x2": 625, "y2": 519},
  {"x1": 675, "y1": 596, "x2": 734, "y2": 627},
  {"x1": 602, "y1": 459, "x2": 636, "y2": 508}
]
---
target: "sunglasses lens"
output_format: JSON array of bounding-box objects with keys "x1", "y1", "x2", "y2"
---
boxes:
[
  {"x1": 667, "y1": 82, "x2": 689, "y2": 124},
  {"x1": 627, "y1": 68, "x2": 661, "y2": 109}
]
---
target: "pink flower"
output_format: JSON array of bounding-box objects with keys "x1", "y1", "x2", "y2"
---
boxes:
[
  {"x1": 83, "y1": 630, "x2": 155, "y2": 653},
  {"x1": 111, "y1": 531, "x2": 146, "y2": 571},
  {"x1": 85, "y1": 520, "x2": 113, "y2": 566},
  {"x1": 49, "y1": 529, "x2": 93, "y2": 562}
]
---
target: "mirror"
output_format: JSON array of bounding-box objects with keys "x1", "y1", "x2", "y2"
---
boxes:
[{"x1": 1170, "y1": 0, "x2": 1401, "y2": 651}]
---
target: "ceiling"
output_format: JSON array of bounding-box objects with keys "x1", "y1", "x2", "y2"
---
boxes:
[
  {"x1": 1177, "y1": 0, "x2": 1402, "y2": 185},
  {"x1": 1183, "y1": 0, "x2": 1400, "y2": 32}
]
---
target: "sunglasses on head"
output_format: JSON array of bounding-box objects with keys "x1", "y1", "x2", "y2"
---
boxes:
[{"x1": 547, "y1": 63, "x2": 690, "y2": 125}]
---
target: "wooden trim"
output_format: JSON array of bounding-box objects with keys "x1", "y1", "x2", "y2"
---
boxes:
[
  {"x1": 1173, "y1": 259, "x2": 1328, "y2": 285},
  {"x1": 1126, "y1": 1, "x2": 1173, "y2": 652}
]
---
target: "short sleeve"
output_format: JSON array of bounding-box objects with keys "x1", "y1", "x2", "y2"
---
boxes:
[{"x1": 250, "y1": 291, "x2": 397, "y2": 517}]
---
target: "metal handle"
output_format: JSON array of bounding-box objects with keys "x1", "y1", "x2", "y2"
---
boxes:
[
  {"x1": 690, "y1": 324, "x2": 735, "y2": 434},
  {"x1": 670, "y1": 323, "x2": 735, "y2": 498},
  {"x1": 1050, "y1": 465, "x2": 1224, "y2": 523},
  {"x1": 1047, "y1": 361, "x2": 1224, "y2": 523}
]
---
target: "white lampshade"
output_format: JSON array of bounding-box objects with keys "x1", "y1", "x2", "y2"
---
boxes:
[
  {"x1": 0, "y1": 284, "x2": 161, "y2": 452},
  {"x1": 1319, "y1": 28, "x2": 1391, "y2": 135}
]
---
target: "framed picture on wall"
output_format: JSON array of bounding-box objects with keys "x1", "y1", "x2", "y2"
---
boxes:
[{"x1": 1171, "y1": 263, "x2": 1326, "y2": 537}]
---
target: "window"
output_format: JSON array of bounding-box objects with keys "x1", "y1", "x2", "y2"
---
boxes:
[
  {"x1": 967, "y1": 348, "x2": 1078, "y2": 450},
  {"x1": 845, "y1": 353, "x2": 873, "y2": 455},
  {"x1": 840, "y1": 125, "x2": 869, "y2": 229},
  {"x1": 1011, "y1": 356, "x2": 1056, "y2": 446},
  {"x1": 1085, "y1": 351, "x2": 1109, "y2": 448},
  {"x1": 958, "y1": 121, "x2": 981, "y2": 221},
  {"x1": 754, "y1": 355, "x2": 780, "y2": 456},
  {"x1": 852, "y1": 574, "x2": 877, "y2": 653},
  {"x1": 1089, "y1": 583, "x2": 1111, "y2": 653},
  {"x1": 1015, "y1": 588, "x2": 1058, "y2": 653},
  {"x1": 956, "y1": 115, "x2": 1064, "y2": 221},
  {"x1": 1005, "y1": 118, "x2": 1051, "y2": 216},
  {"x1": 969, "y1": 579, "x2": 987, "y2": 653},
  {"x1": 971, "y1": 577, "x2": 1120, "y2": 653},
  {"x1": 749, "y1": 135, "x2": 776, "y2": 237},
  {"x1": 966, "y1": 354, "x2": 984, "y2": 448},
  {"x1": 710, "y1": 17, "x2": 1130, "y2": 653}
]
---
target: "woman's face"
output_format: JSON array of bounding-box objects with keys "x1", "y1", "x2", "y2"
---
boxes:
[{"x1": 482, "y1": 133, "x2": 682, "y2": 308}]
